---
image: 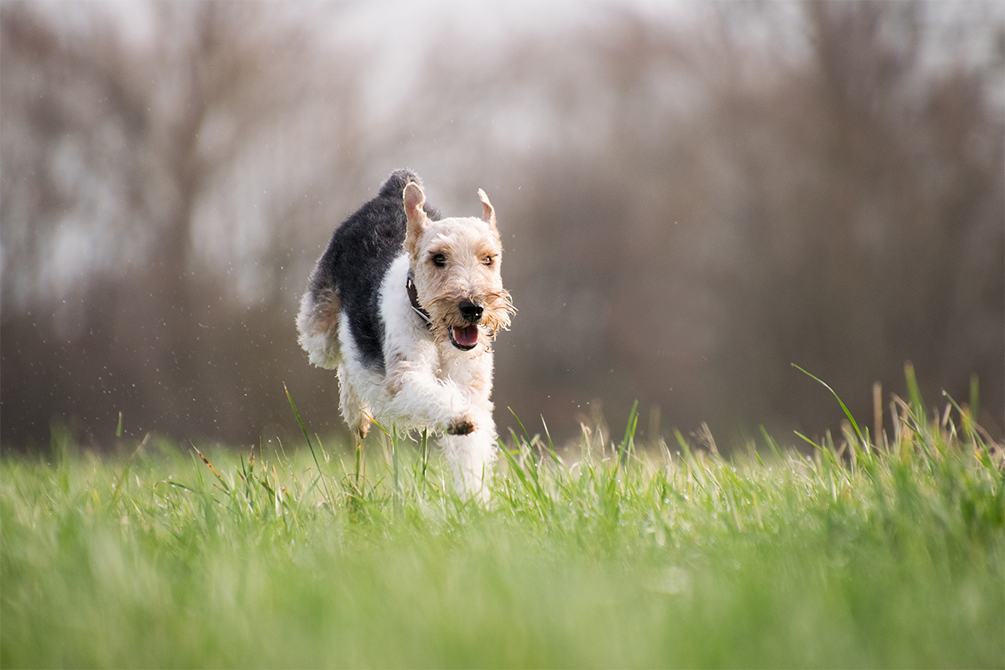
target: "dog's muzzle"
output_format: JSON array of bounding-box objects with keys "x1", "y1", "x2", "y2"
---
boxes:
[
  {"x1": 450, "y1": 299, "x2": 482, "y2": 350},
  {"x1": 449, "y1": 300, "x2": 482, "y2": 351}
]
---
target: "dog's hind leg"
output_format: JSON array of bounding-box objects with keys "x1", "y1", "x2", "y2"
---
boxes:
[
  {"x1": 296, "y1": 288, "x2": 341, "y2": 370},
  {"x1": 337, "y1": 364, "x2": 373, "y2": 439}
]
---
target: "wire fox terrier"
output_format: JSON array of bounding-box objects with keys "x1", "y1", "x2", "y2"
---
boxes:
[{"x1": 297, "y1": 169, "x2": 514, "y2": 498}]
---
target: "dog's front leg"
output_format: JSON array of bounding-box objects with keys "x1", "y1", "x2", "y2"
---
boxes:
[
  {"x1": 440, "y1": 406, "x2": 497, "y2": 501},
  {"x1": 383, "y1": 360, "x2": 474, "y2": 435}
]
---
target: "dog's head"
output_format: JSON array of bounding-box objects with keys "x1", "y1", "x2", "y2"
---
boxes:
[{"x1": 403, "y1": 182, "x2": 514, "y2": 352}]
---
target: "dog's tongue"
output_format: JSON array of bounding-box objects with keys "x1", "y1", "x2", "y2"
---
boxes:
[{"x1": 452, "y1": 325, "x2": 479, "y2": 348}]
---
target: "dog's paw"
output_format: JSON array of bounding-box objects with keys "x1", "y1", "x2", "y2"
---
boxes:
[{"x1": 446, "y1": 417, "x2": 476, "y2": 436}]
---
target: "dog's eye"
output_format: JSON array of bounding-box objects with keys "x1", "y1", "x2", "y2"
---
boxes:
[
  {"x1": 482, "y1": 255, "x2": 495, "y2": 266},
  {"x1": 432, "y1": 253, "x2": 447, "y2": 267}
]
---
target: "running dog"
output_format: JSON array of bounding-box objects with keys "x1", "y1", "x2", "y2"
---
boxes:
[{"x1": 297, "y1": 169, "x2": 514, "y2": 499}]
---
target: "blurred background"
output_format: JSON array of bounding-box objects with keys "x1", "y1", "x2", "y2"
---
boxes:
[{"x1": 2, "y1": 0, "x2": 1002, "y2": 452}]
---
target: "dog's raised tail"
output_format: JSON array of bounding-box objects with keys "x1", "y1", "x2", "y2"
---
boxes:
[{"x1": 378, "y1": 168, "x2": 422, "y2": 198}]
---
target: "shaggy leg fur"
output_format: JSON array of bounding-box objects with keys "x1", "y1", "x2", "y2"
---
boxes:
[
  {"x1": 440, "y1": 408, "x2": 497, "y2": 502},
  {"x1": 296, "y1": 288, "x2": 341, "y2": 370},
  {"x1": 336, "y1": 363, "x2": 372, "y2": 439}
]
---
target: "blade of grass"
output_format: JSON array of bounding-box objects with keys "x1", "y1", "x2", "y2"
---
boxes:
[
  {"x1": 283, "y1": 383, "x2": 332, "y2": 505},
  {"x1": 191, "y1": 442, "x2": 230, "y2": 493},
  {"x1": 792, "y1": 363, "x2": 867, "y2": 447},
  {"x1": 619, "y1": 400, "x2": 639, "y2": 464},
  {"x1": 109, "y1": 432, "x2": 150, "y2": 508}
]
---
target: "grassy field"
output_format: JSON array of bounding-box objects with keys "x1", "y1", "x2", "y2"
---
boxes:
[{"x1": 2, "y1": 377, "x2": 1003, "y2": 668}]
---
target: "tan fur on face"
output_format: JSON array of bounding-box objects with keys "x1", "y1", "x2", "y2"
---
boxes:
[{"x1": 404, "y1": 186, "x2": 514, "y2": 349}]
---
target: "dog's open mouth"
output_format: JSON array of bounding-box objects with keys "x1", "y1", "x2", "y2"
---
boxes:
[{"x1": 448, "y1": 325, "x2": 479, "y2": 351}]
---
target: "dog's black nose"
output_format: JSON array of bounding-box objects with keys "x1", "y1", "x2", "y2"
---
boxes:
[{"x1": 459, "y1": 299, "x2": 483, "y2": 323}]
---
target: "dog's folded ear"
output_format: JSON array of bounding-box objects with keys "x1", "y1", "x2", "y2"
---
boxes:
[
  {"x1": 404, "y1": 182, "x2": 428, "y2": 254},
  {"x1": 477, "y1": 188, "x2": 496, "y2": 229}
]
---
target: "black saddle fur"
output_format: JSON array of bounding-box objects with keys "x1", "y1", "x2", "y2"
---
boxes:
[{"x1": 306, "y1": 169, "x2": 441, "y2": 372}]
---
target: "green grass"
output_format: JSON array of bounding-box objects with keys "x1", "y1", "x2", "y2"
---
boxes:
[{"x1": 2, "y1": 384, "x2": 1003, "y2": 668}]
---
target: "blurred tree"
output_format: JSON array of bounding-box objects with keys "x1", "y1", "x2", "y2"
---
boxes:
[
  {"x1": 2, "y1": 0, "x2": 1001, "y2": 450},
  {"x1": 707, "y1": 1, "x2": 1004, "y2": 435},
  {"x1": 409, "y1": 1, "x2": 1004, "y2": 440},
  {"x1": 1, "y1": 1, "x2": 365, "y2": 446}
]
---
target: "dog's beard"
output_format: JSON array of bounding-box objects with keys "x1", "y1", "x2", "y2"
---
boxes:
[{"x1": 425, "y1": 289, "x2": 514, "y2": 352}]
